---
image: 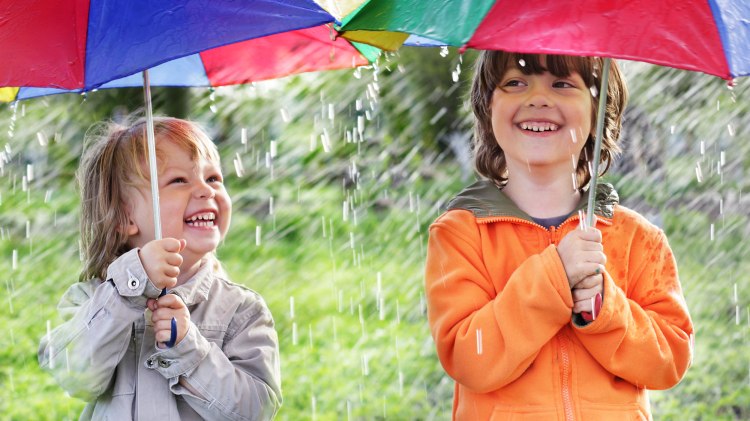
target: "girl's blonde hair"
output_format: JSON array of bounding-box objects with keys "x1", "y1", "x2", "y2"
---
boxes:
[
  {"x1": 77, "y1": 116, "x2": 221, "y2": 281},
  {"x1": 470, "y1": 51, "x2": 628, "y2": 189}
]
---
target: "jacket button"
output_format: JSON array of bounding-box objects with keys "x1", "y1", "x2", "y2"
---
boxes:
[
  {"x1": 127, "y1": 269, "x2": 140, "y2": 290},
  {"x1": 145, "y1": 359, "x2": 155, "y2": 368}
]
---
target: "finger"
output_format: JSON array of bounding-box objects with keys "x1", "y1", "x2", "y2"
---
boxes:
[
  {"x1": 573, "y1": 274, "x2": 603, "y2": 290},
  {"x1": 572, "y1": 284, "x2": 604, "y2": 301},
  {"x1": 160, "y1": 237, "x2": 183, "y2": 253},
  {"x1": 573, "y1": 300, "x2": 592, "y2": 314},
  {"x1": 165, "y1": 253, "x2": 183, "y2": 267},
  {"x1": 155, "y1": 329, "x2": 173, "y2": 344},
  {"x1": 178, "y1": 239, "x2": 187, "y2": 253},
  {"x1": 579, "y1": 228, "x2": 602, "y2": 243},
  {"x1": 153, "y1": 318, "x2": 175, "y2": 332},
  {"x1": 156, "y1": 293, "x2": 186, "y2": 309},
  {"x1": 146, "y1": 298, "x2": 158, "y2": 312},
  {"x1": 163, "y1": 265, "x2": 180, "y2": 278}
]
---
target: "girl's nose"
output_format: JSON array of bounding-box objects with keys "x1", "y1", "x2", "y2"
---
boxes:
[{"x1": 194, "y1": 182, "x2": 215, "y2": 199}]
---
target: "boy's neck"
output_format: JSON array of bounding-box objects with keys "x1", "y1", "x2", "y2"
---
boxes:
[{"x1": 502, "y1": 166, "x2": 581, "y2": 219}]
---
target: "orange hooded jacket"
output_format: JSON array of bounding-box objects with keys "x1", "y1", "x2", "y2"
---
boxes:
[{"x1": 425, "y1": 180, "x2": 693, "y2": 421}]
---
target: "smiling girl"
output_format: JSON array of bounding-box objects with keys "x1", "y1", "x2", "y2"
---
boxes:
[
  {"x1": 424, "y1": 52, "x2": 693, "y2": 420},
  {"x1": 39, "y1": 117, "x2": 281, "y2": 420}
]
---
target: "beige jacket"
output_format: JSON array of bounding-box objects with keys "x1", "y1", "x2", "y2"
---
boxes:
[{"x1": 39, "y1": 249, "x2": 281, "y2": 420}]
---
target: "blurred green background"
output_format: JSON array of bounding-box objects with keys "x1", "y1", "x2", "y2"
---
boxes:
[{"x1": 0, "y1": 48, "x2": 748, "y2": 420}]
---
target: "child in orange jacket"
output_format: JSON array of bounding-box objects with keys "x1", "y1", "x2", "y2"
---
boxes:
[{"x1": 424, "y1": 51, "x2": 693, "y2": 420}]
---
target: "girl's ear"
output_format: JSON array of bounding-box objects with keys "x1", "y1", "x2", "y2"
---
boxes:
[{"x1": 124, "y1": 217, "x2": 139, "y2": 236}]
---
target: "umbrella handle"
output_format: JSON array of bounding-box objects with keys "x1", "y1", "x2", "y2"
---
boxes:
[
  {"x1": 585, "y1": 58, "x2": 612, "y2": 228},
  {"x1": 158, "y1": 288, "x2": 177, "y2": 348}
]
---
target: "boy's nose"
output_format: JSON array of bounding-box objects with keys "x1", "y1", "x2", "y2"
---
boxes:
[{"x1": 525, "y1": 85, "x2": 553, "y2": 108}]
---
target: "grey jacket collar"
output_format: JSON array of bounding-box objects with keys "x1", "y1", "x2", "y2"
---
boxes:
[
  {"x1": 171, "y1": 259, "x2": 216, "y2": 306},
  {"x1": 445, "y1": 179, "x2": 619, "y2": 222}
]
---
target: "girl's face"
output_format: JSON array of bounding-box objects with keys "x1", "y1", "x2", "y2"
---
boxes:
[
  {"x1": 490, "y1": 56, "x2": 593, "y2": 177},
  {"x1": 125, "y1": 139, "x2": 231, "y2": 263}
]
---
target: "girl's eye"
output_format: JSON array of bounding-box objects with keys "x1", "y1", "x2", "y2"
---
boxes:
[
  {"x1": 207, "y1": 175, "x2": 223, "y2": 183},
  {"x1": 169, "y1": 177, "x2": 188, "y2": 184}
]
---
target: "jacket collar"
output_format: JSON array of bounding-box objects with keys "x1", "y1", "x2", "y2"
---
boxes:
[
  {"x1": 170, "y1": 259, "x2": 216, "y2": 306},
  {"x1": 445, "y1": 179, "x2": 619, "y2": 222}
]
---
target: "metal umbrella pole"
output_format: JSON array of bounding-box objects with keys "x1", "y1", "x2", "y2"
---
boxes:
[
  {"x1": 585, "y1": 57, "x2": 612, "y2": 228},
  {"x1": 142, "y1": 69, "x2": 176, "y2": 348}
]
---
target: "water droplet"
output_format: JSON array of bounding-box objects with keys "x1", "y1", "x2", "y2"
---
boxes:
[
  {"x1": 695, "y1": 162, "x2": 703, "y2": 183},
  {"x1": 589, "y1": 85, "x2": 598, "y2": 98},
  {"x1": 476, "y1": 328, "x2": 483, "y2": 355},
  {"x1": 727, "y1": 124, "x2": 735, "y2": 137},
  {"x1": 255, "y1": 226, "x2": 262, "y2": 246},
  {"x1": 518, "y1": 58, "x2": 526, "y2": 67},
  {"x1": 439, "y1": 46, "x2": 449, "y2": 57},
  {"x1": 279, "y1": 108, "x2": 290, "y2": 123}
]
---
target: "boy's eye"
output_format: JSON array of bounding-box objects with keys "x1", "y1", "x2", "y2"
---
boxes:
[
  {"x1": 169, "y1": 177, "x2": 188, "y2": 184},
  {"x1": 553, "y1": 81, "x2": 575, "y2": 88},
  {"x1": 502, "y1": 79, "x2": 525, "y2": 88},
  {"x1": 207, "y1": 175, "x2": 223, "y2": 183}
]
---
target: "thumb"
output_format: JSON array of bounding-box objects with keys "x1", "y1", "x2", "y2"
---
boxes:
[{"x1": 178, "y1": 239, "x2": 187, "y2": 253}]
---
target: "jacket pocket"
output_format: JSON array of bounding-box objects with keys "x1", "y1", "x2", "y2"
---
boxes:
[
  {"x1": 579, "y1": 402, "x2": 648, "y2": 421},
  {"x1": 489, "y1": 405, "x2": 557, "y2": 421}
]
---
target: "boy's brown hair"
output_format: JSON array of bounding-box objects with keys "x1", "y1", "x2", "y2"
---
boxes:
[
  {"x1": 77, "y1": 116, "x2": 220, "y2": 281},
  {"x1": 470, "y1": 51, "x2": 628, "y2": 189}
]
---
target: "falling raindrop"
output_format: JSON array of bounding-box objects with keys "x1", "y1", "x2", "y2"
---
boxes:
[
  {"x1": 256, "y1": 226, "x2": 262, "y2": 246},
  {"x1": 270, "y1": 140, "x2": 278, "y2": 158},
  {"x1": 311, "y1": 396, "x2": 317, "y2": 421},
  {"x1": 430, "y1": 107, "x2": 447, "y2": 125},
  {"x1": 233, "y1": 154, "x2": 244, "y2": 178},
  {"x1": 700, "y1": 141, "x2": 705, "y2": 156},
  {"x1": 280, "y1": 108, "x2": 290, "y2": 123},
  {"x1": 518, "y1": 58, "x2": 526, "y2": 67},
  {"x1": 727, "y1": 124, "x2": 735, "y2": 137},
  {"x1": 695, "y1": 162, "x2": 703, "y2": 183},
  {"x1": 476, "y1": 328, "x2": 483, "y2": 355},
  {"x1": 439, "y1": 46, "x2": 449, "y2": 57},
  {"x1": 37, "y1": 132, "x2": 48, "y2": 146},
  {"x1": 361, "y1": 353, "x2": 369, "y2": 376},
  {"x1": 709, "y1": 224, "x2": 714, "y2": 241},
  {"x1": 321, "y1": 129, "x2": 332, "y2": 153},
  {"x1": 589, "y1": 86, "x2": 598, "y2": 98},
  {"x1": 292, "y1": 322, "x2": 298, "y2": 345},
  {"x1": 12, "y1": 249, "x2": 17, "y2": 270}
]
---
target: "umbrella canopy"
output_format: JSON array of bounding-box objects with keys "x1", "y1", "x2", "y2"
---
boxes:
[
  {"x1": 0, "y1": 0, "x2": 379, "y2": 101},
  {"x1": 339, "y1": 0, "x2": 750, "y2": 80},
  {"x1": 0, "y1": 0, "x2": 343, "y2": 90},
  {"x1": 0, "y1": 24, "x2": 378, "y2": 102}
]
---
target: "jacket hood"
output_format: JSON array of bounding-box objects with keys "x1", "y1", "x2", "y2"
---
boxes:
[{"x1": 445, "y1": 179, "x2": 619, "y2": 222}]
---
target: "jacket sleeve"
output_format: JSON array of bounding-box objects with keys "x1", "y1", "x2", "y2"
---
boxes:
[
  {"x1": 37, "y1": 249, "x2": 160, "y2": 400},
  {"x1": 149, "y1": 293, "x2": 281, "y2": 421},
  {"x1": 572, "y1": 227, "x2": 694, "y2": 390},
  {"x1": 425, "y1": 210, "x2": 574, "y2": 393}
]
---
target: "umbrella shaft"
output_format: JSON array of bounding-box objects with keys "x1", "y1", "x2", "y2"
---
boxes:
[
  {"x1": 585, "y1": 58, "x2": 611, "y2": 228},
  {"x1": 142, "y1": 70, "x2": 162, "y2": 240}
]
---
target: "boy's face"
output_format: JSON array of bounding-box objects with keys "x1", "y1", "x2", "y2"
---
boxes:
[
  {"x1": 490, "y1": 57, "x2": 593, "y2": 177},
  {"x1": 125, "y1": 139, "x2": 231, "y2": 263}
]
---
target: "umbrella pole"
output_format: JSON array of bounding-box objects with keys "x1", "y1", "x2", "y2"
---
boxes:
[
  {"x1": 142, "y1": 69, "x2": 162, "y2": 240},
  {"x1": 585, "y1": 58, "x2": 611, "y2": 228},
  {"x1": 143, "y1": 70, "x2": 177, "y2": 348}
]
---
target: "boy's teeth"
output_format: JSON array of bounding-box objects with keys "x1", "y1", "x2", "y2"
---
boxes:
[{"x1": 520, "y1": 122, "x2": 558, "y2": 132}]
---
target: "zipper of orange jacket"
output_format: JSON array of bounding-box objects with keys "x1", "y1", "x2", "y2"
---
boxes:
[{"x1": 558, "y1": 334, "x2": 575, "y2": 421}]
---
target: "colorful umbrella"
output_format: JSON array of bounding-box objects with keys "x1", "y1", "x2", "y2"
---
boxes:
[
  {"x1": 0, "y1": 2, "x2": 377, "y2": 101},
  {"x1": 339, "y1": 0, "x2": 750, "y2": 80}
]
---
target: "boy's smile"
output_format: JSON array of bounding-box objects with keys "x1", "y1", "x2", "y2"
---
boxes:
[
  {"x1": 125, "y1": 138, "x2": 231, "y2": 277},
  {"x1": 490, "y1": 58, "x2": 593, "y2": 176}
]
